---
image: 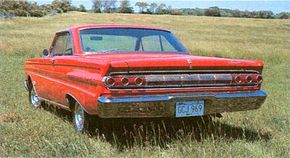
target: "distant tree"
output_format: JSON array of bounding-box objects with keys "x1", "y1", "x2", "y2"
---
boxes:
[
  {"x1": 119, "y1": 0, "x2": 133, "y2": 13},
  {"x1": 78, "y1": 4, "x2": 86, "y2": 12},
  {"x1": 91, "y1": 0, "x2": 102, "y2": 13},
  {"x1": 205, "y1": 7, "x2": 221, "y2": 17},
  {"x1": 259, "y1": 11, "x2": 274, "y2": 19},
  {"x1": 195, "y1": 8, "x2": 205, "y2": 16},
  {"x1": 40, "y1": 4, "x2": 53, "y2": 14},
  {"x1": 52, "y1": 0, "x2": 73, "y2": 13},
  {"x1": 156, "y1": 3, "x2": 166, "y2": 14},
  {"x1": 135, "y1": 1, "x2": 148, "y2": 13},
  {"x1": 275, "y1": 12, "x2": 290, "y2": 19},
  {"x1": 149, "y1": 2, "x2": 158, "y2": 14},
  {"x1": 155, "y1": 4, "x2": 172, "y2": 14},
  {"x1": 232, "y1": 9, "x2": 241, "y2": 17},
  {"x1": 170, "y1": 9, "x2": 182, "y2": 15},
  {"x1": 103, "y1": 0, "x2": 117, "y2": 13}
]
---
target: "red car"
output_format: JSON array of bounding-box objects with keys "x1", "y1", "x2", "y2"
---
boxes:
[{"x1": 24, "y1": 24, "x2": 267, "y2": 132}]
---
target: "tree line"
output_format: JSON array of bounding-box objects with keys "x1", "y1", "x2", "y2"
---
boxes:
[
  {"x1": 133, "y1": 2, "x2": 289, "y2": 19},
  {"x1": 0, "y1": 0, "x2": 86, "y2": 17},
  {"x1": 174, "y1": 7, "x2": 289, "y2": 19},
  {"x1": 0, "y1": 0, "x2": 289, "y2": 19}
]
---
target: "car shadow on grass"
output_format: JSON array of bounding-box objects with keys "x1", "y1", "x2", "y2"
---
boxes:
[
  {"x1": 42, "y1": 106, "x2": 272, "y2": 150},
  {"x1": 90, "y1": 117, "x2": 272, "y2": 150}
]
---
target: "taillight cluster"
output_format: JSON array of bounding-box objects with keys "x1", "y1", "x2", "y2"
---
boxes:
[
  {"x1": 103, "y1": 73, "x2": 263, "y2": 88},
  {"x1": 103, "y1": 76, "x2": 145, "y2": 87},
  {"x1": 232, "y1": 74, "x2": 263, "y2": 84}
]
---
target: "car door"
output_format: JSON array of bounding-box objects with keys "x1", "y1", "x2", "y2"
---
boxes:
[
  {"x1": 49, "y1": 32, "x2": 74, "y2": 105},
  {"x1": 28, "y1": 56, "x2": 55, "y2": 100}
]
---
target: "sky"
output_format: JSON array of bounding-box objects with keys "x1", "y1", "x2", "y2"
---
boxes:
[{"x1": 30, "y1": 0, "x2": 290, "y2": 13}]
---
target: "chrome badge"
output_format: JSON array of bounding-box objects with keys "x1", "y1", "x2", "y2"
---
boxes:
[{"x1": 187, "y1": 59, "x2": 192, "y2": 69}]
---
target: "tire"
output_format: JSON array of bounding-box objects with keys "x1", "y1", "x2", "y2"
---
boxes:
[
  {"x1": 28, "y1": 84, "x2": 42, "y2": 108},
  {"x1": 73, "y1": 101, "x2": 95, "y2": 132}
]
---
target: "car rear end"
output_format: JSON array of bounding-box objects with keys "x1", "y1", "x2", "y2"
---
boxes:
[{"x1": 96, "y1": 57, "x2": 267, "y2": 118}]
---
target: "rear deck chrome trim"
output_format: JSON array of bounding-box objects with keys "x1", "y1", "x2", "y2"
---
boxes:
[
  {"x1": 107, "y1": 85, "x2": 259, "y2": 91},
  {"x1": 109, "y1": 69, "x2": 260, "y2": 75}
]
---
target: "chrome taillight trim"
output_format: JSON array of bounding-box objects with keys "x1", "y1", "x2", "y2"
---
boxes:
[
  {"x1": 121, "y1": 77, "x2": 129, "y2": 86},
  {"x1": 103, "y1": 72, "x2": 262, "y2": 89},
  {"x1": 234, "y1": 76, "x2": 242, "y2": 84},
  {"x1": 246, "y1": 75, "x2": 253, "y2": 83},
  {"x1": 256, "y1": 75, "x2": 263, "y2": 84},
  {"x1": 135, "y1": 77, "x2": 144, "y2": 86},
  {"x1": 104, "y1": 77, "x2": 116, "y2": 87}
]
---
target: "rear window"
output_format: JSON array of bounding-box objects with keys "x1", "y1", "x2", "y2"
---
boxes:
[{"x1": 80, "y1": 28, "x2": 188, "y2": 54}]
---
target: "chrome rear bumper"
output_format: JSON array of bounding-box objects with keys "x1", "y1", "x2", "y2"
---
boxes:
[{"x1": 97, "y1": 90, "x2": 267, "y2": 118}]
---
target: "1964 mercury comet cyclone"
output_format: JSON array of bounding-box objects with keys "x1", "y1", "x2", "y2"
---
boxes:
[{"x1": 24, "y1": 24, "x2": 267, "y2": 132}]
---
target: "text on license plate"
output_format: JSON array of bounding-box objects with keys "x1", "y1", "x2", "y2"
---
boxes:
[{"x1": 175, "y1": 100, "x2": 204, "y2": 117}]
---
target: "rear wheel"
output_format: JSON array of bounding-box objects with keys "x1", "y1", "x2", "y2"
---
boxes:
[
  {"x1": 28, "y1": 83, "x2": 41, "y2": 108},
  {"x1": 73, "y1": 102, "x2": 95, "y2": 132}
]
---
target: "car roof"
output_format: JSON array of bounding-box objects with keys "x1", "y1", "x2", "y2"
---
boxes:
[{"x1": 57, "y1": 24, "x2": 170, "y2": 33}]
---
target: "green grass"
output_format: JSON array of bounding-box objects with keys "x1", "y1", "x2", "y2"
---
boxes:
[{"x1": 0, "y1": 12, "x2": 289, "y2": 157}]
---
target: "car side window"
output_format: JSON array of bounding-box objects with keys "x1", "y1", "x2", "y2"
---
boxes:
[
  {"x1": 160, "y1": 36, "x2": 176, "y2": 51},
  {"x1": 141, "y1": 35, "x2": 177, "y2": 52},
  {"x1": 141, "y1": 35, "x2": 161, "y2": 51},
  {"x1": 51, "y1": 32, "x2": 73, "y2": 56}
]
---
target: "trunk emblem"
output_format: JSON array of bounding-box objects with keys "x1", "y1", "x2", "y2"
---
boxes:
[{"x1": 187, "y1": 59, "x2": 192, "y2": 69}]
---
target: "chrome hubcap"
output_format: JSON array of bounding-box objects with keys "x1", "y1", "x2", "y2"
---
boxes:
[
  {"x1": 74, "y1": 104, "x2": 84, "y2": 131},
  {"x1": 31, "y1": 89, "x2": 41, "y2": 108}
]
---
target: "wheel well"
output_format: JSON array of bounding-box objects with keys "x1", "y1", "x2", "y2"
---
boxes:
[{"x1": 65, "y1": 94, "x2": 77, "y2": 111}]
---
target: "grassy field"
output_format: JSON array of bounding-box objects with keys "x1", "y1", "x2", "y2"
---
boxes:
[{"x1": 0, "y1": 12, "x2": 289, "y2": 157}]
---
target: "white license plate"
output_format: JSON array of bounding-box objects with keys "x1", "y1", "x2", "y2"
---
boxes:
[{"x1": 175, "y1": 100, "x2": 204, "y2": 117}]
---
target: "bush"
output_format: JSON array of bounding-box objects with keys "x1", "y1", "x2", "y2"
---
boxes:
[
  {"x1": 275, "y1": 12, "x2": 290, "y2": 19},
  {"x1": 30, "y1": 9, "x2": 46, "y2": 17},
  {"x1": 170, "y1": 10, "x2": 183, "y2": 15},
  {"x1": 205, "y1": 7, "x2": 221, "y2": 17}
]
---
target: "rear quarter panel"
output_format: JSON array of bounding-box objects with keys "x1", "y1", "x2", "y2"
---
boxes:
[{"x1": 25, "y1": 56, "x2": 111, "y2": 114}]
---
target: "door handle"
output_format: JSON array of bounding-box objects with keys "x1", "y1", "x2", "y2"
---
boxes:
[{"x1": 51, "y1": 59, "x2": 55, "y2": 64}]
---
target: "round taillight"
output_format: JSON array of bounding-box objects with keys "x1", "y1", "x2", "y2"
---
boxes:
[
  {"x1": 234, "y1": 75, "x2": 242, "y2": 84},
  {"x1": 135, "y1": 77, "x2": 144, "y2": 86},
  {"x1": 256, "y1": 75, "x2": 263, "y2": 84},
  {"x1": 121, "y1": 77, "x2": 129, "y2": 86},
  {"x1": 106, "y1": 77, "x2": 115, "y2": 86},
  {"x1": 246, "y1": 75, "x2": 253, "y2": 83}
]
